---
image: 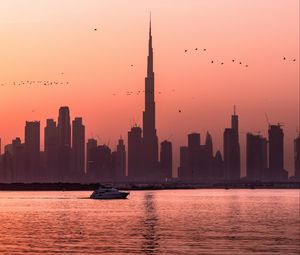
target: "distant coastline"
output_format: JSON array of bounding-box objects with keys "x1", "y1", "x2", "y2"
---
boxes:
[{"x1": 0, "y1": 181, "x2": 299, "y2": 191}]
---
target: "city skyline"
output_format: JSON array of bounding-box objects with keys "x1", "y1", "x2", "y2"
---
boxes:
[{"x1": 0, "y1": 0, "x2": 299, "y2": 176}]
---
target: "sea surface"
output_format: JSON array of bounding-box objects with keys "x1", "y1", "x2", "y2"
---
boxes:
[{"x1": 0, "y1": 189, "x2": 299, "y2": 255}]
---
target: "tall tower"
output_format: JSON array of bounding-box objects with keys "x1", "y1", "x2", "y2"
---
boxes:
[
  {"x1": 142, "y1": 15, "x2": 159, "y2": 176},
  {"x1": 72, "y1": 117, "x2": 85, "y2": 180},
  {"x1": 25, "y1": 121, "x2": 40, "y2": 182},
  {"x1": 223, "y1": 107, "x2": 241, "y2": 180},
  {"x1": 57, "y1": 106, "x2": 71, "y2": 181}
]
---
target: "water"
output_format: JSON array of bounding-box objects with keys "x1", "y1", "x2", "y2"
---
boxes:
[{"x1": 0, "y1": 189, "x2": 299, "y2": 255}]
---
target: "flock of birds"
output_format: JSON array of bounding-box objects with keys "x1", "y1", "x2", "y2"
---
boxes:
[
  {"x1": 0, "y1": 80, "x2": 70, "y2": 87},
  {"x1": 183, "y1": 47, "x2": 297, "y2": 67},
  {"x1": 0, "y1": 28, "x2": 297, "y2": 89}
]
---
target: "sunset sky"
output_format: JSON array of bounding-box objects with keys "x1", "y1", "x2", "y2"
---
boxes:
[{"x1": 0, "y1": 0, "x2": 299, "y2": 176}]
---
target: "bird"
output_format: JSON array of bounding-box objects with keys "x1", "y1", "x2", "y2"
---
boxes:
[
  {"x1": 131, "y1": 64, "x2": 133, "y2": 67},
  {"x1": 283, "y1": 57, "x2": 286, "y2": 60},
  {"x1": 94, "y1": 28, "x2": 97, "y2": 31},
  {"x1": 178, "y1": 110, "x2": 182, "y2": 113},
  {"x1": 211, "y1": 60, "x2": 214, "y2": 63},
  {"x1": 293, "y1": 59, "x2": 296, "y2": 62},
  {"x1": 245, "y1": 65, "x2": 249, "y2": 67},
  {"x1": 239, "y1": 62, "x2": 242, "y2": 65},
  {"x1": 184, "y1": 49, "x2": 188, "y2": 53},
  {"x1": 232, "y1": 60, "x2": 235, "y2": 62},
  {"x1": 203, "y1": 49, "x2": 206, "y2": 51},
  {"x1": 195, "y1": 48, "x2": 198, "y2": 50},
  {"x1": 221, "y1": 62, "x2": 224, "y2": 65}
]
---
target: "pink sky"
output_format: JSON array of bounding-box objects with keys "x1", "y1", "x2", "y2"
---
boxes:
[{"x1": 0, "y1": 0, "x2": 299, "y2": 176}]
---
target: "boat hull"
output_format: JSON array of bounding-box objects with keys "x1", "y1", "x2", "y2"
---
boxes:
[{"x1": 90, "y1": 191, "x2": 129, "y2": 200}]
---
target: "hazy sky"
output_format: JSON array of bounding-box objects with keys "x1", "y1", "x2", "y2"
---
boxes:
[{"x1": 0, "y1": 0, "x2": 299, "y2": 176}]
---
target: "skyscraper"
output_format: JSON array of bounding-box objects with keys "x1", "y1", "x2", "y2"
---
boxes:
[
  {"x1": 246, "y1": 133, "x2": 268, "y2": 181},
  {"x1": 268, "y1": 124, "x2": 288, "y2": 180},
  {"x1": 295, "y1": 135, "x2": 300, "y2": 180},
  {"x1": 57, "y1": 106, "x2": 71, "y2": 181},
  {"x1": 142, "y1": 16, "x2": 159, "y2": 178},
  {"x1": 72, "y1": 117, "x2": 85, "y2": 180},
  {"x1": 160, "y1": 140, "x2": 172, "y2": 180},
  {"x1": 86, "y1": 138, "x2": 97, "y2": 176},
  {"x1": 44, "y1": 119, "x2": 58, "y2": 181},
  {"x1": 114, "y1": 138, "x2": 126, "y2": 181},
  {"x1": 223, "y1": 107, "x2": 241, "y2": 180},
  {"x1": 128, "y1": 126, "x2": 143, "y2": 180},
  {"x1": 25, "y1": 121, "x2": 40, "y2": 182}
]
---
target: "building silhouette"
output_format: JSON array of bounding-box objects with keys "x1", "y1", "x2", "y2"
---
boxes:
[
  {"x1": 25, "y1": 121, "x2": 40, "y2": 182},
  {"x1": 212, "y1": 151, "x2": 224, "y2": 181},
  {"x1": 223, "y1": 107, "x2": 241, "y2": 180},
  {"x1": 295, "y1": 135, "x2": 300, "y2": 180},
  {"x1": 114, "y1": 138, "x2": 126, "y2": 181},
  {"x1": 57, "y1": 106, "x2": 71, "y2": 181},
  {"x1": 141, "y1": 17, "x2": 159, "y2": 180},
  {"x1": 44, "y1": 119, "x2": 58, "y2": 182},
  {"x1": 128, "y1": 126, "x2": 143, "y2": 180},
  {"x1": 72, "y1": 117, "x2": 85, "y2": 181},
  {"x1": 160, "y1": 140, "x2": 172, "y2": 179},
  {"x1": 88, "y1": 145, "x2": 113, "y2": 182},
  {"x1": 178, "y1": 132, "x2": 221, "y2": 181},
  {"x1": 268, "y1": 124, "x2": 288, "y2": 181},
  {"x1": 246, "y1": 133, "x2": 268, "y2": 181},
  {"x1": 86, "y1": 138, "x2": 97, "y2": 176}
]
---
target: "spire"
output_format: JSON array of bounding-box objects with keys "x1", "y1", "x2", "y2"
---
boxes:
[
  {"x1": 147, "y1": 12, "x2": 153, "y2": 78},
  {"x1": 233, "y1": 104, "x2": 236, "y2": 115},
  {"x1": 149, "y1": 12, "x2": 152, "y2": 36}
]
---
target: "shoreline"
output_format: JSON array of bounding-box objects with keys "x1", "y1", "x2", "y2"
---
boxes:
[{"x1": 0, "y1": 182, "x2": 299, "y2": 191}]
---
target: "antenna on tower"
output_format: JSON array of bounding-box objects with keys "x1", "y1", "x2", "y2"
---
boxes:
[
  {"x1": 265, "y1": 113, "x2": 270, "y2": 127},
  {"x1": 234, "y1": 104, "x2": 236, "y2": 115}
]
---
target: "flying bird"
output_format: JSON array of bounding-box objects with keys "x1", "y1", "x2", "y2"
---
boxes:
[
  {"x1": 94, "y1": 28, "x2": 98, "y2": 31},
  {"x1": 293, "y1": 59, "x2": 296, "y2": 62},
  {"x1": 203, "y1": 49, "x2": 206, "y2": 51},
  {"x1": 211, "y1": 60, "x2": 214, "y2": 63},
  {"x1": 178, "y1": 110, "x2": 182, "y2": 113},
  {"x1": 245, "y1": 65, "x2": 249, "y2": 67},
  {"x1": 195, "y1": 48, "x2": 198, "y2": 51},
  {"x1": 283, "y1": 57, "x2": 286, "y2": 60},
  {"x1": 221, "y1": 62, "x2": 224, "y2": 65},
  {"x1": 184, "y1": 50, "x2": 188, "y2": 53},
  {"x1": 232, "y1": 60, "x2": 235, "y2": 62},
  {"x1": 239, "y1": 62, "x2": 242, "y2": 65}
]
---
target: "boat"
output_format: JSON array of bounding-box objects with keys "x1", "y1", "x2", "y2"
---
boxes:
[{"x1": 90, "y1": 187, "x2": 129, "y2": 199}]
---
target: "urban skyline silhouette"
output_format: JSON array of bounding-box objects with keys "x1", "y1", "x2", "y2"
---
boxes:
[{"x1": 0, "y1": 17, "x2": 299, "y2": 183}]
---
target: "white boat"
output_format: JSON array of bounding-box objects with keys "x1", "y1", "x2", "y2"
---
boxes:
[{"x1": 90, "y1": 187, "x2": 129, "y2": 199}]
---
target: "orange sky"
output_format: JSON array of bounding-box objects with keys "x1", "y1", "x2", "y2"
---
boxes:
[{"x1": 0, "y1": 0, "x2": 299, "y2": 176}]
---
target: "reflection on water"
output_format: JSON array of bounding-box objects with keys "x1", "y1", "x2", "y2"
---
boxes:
[
  {"x1": 141, "y1": 193, "x2": 159, "y2": 254},
  {"x1": 0, "y1": 190, "x2": 299, "y2": 254}
]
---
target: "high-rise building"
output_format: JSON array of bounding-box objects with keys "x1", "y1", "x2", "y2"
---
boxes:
[
  {"x1": 246, "y1": 133, "x2": 268, "y2": 181},
  {"x1": 114, "y1": 138, "x2": 126, "y2": 181},
  {"x1": 88, "y1": 145, "x2": 112, "y2": 182},
  {"x1": 72, "y1": 117, "x2": 85, "y2": 180},
  {"x1": 128, "y1": 126, "x2": 143, "y2": 180},
  {"x1": 223, "y1": 107, "x2": 241, "y2": 180},
  {"x1": 268, "y1": 124, "x2": 288, "y2": 180},
  {"x1": 57, "y1": 106, "x2": 71, "y2": 181},
  {"x1": 178, "y1": 146, "x2": 189, "y2": 180},
  {"x1": 212, "y1": 151, "x2": 224, "y2": 181},
  {"x1": 25, "y1": 121, "x2": 40, "y2": 182},
  {"x1": 142, "y1": 16, "x2": 159, "y2": 179},
  {"x1": 187, "y1": 133, "x2": 201, "y2": 180},
  {"x1": 295, "y1": 135, "x2": 300, "y2": 180},
  {"x1": 86, "y1": 138, "x2": 97, "y2": 176},
  {"x1": 160, "y1": 140, "x2": 172, "y2": 179},
  {"x1": 44, "y1": 119, "x2": 58, "y2": 181}
]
